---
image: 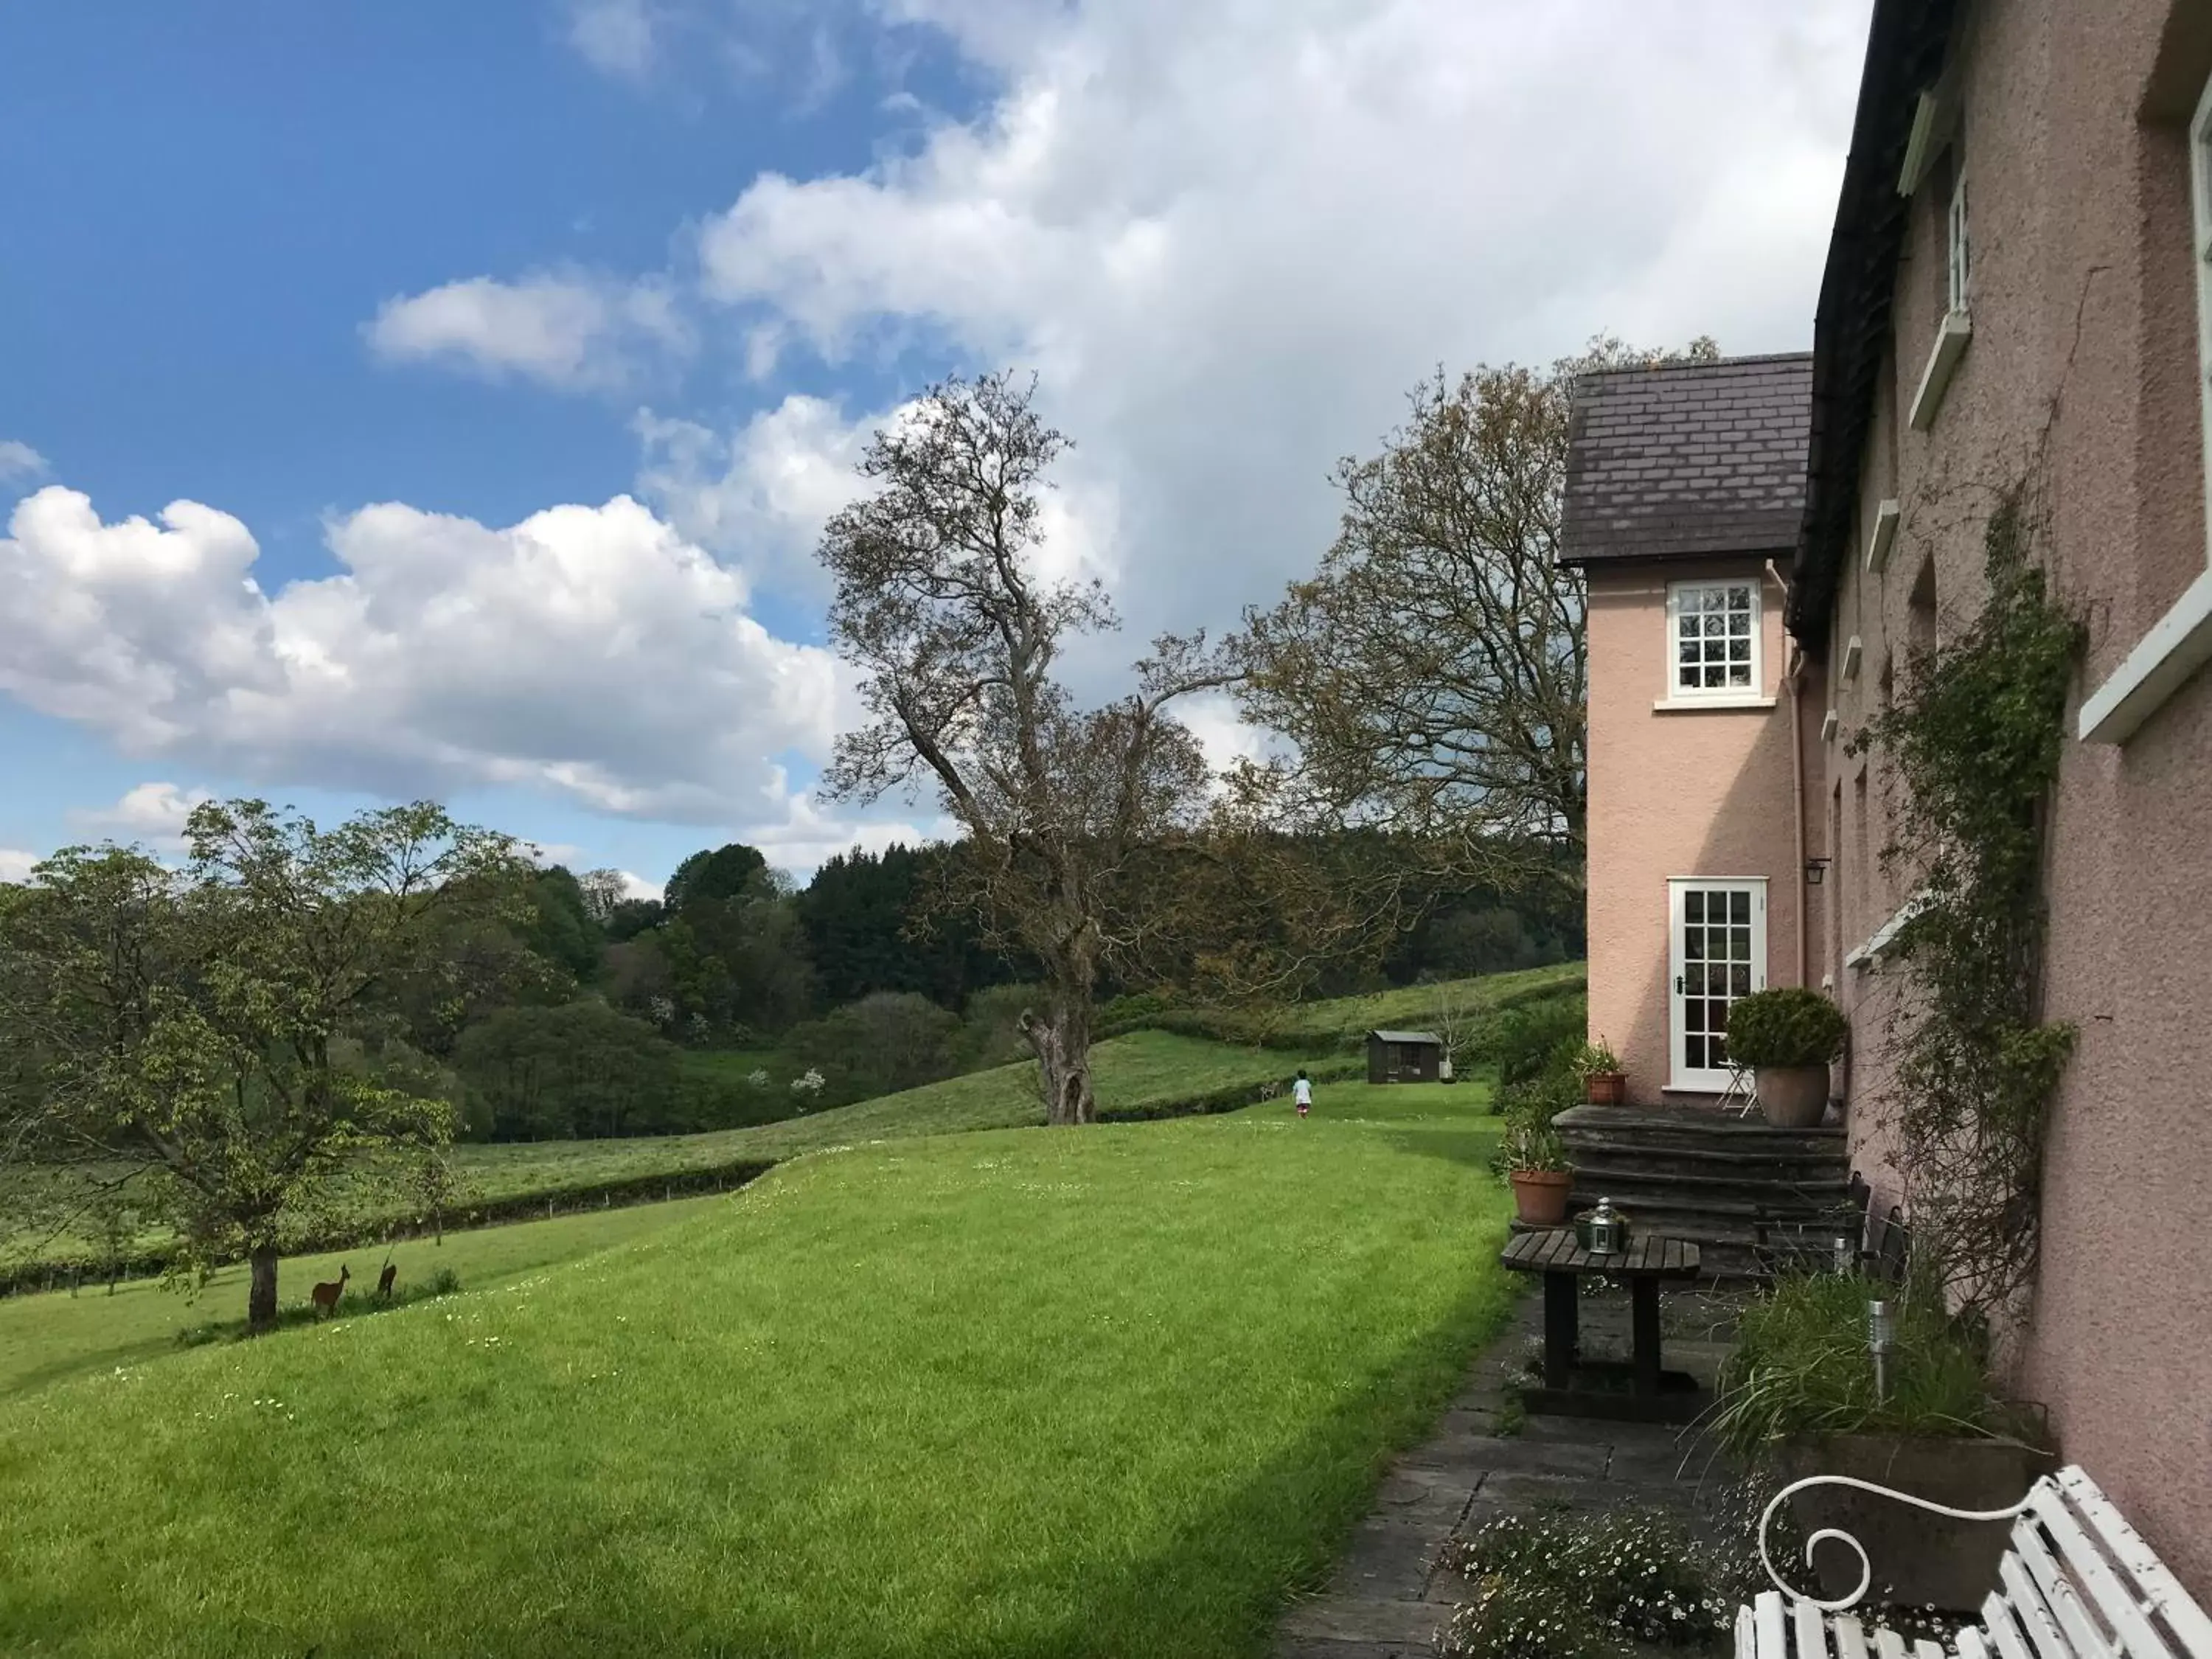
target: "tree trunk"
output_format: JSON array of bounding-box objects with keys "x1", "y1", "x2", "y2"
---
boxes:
[
  {"x1": 1023, "y1": 995, "x2": 1096, "y2": 1126},
  {"x1": 247, "y1": 1245, "x2": 280, "y2": 1332}
]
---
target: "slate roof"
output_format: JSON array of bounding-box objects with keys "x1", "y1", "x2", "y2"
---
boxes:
[
  {"x1": 1559, "y1": 353, "x2": 1815, "y2": 566},
  {"x1": 1369, "y1": 1029, "x2": 1442, "y2": 1046},
  {"x1": 1790, "y1": 0, "x2": 1958, "y2": 647}
]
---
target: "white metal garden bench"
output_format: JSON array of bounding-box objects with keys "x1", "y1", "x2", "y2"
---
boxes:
[{"x1": 1738, "y1": 1465, "x2": 2212, "y2": 1659}]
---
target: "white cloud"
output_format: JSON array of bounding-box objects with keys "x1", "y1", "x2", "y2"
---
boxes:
[
  {"x1": 614, "y1": 868, "x2": 665, "y2": 902},
  {"x1": 0, "y1": 484, "x2": 837, "y2": 822},
  {"x1": 0, "y1": 849, "x2": 37, "y2": 884},
  {"x1": 635, "y1": 395, "x2": 882, "y2": 597},
  {"x1": 566, "y1": 0, "x2": 658, "y2": 82},
  {"x1": 690, "y1": 0, "x2": 1868, "y2": 653},
  {"x1": 0, "y1": 441, "x2": 46, "y2": 484},
  {"x1": 70, "y1": 782, "x2": 217, "y2": 853},
  {"x1": 365, "y1": 272, "x2": 691, "y2": 391},
  {"x1": 735, "y1": 765, "x2": 950, "y2": 874}
]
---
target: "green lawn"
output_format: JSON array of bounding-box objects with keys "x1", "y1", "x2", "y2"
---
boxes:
[
  {"x1": 0, "y1": 1194, "x2": 728, "y2": 1405},
  {"x1": 1257, "y1": 961, "x2": 1587, "y2": 1047},
  {"x1": 1, "y1": 1029, "x2": 1345, "y2": 1281},
  {"x1": 0, "y1": 1082, "x2": 1516, "y2": 1659}
]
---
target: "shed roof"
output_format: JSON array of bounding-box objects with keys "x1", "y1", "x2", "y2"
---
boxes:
[
  {"x1": 1369, "y1": 1029, "x2": 1442, "y2": 1045},
  {"x1": 1559, "y1": 354, "x2": 1815, "y2": 567}
]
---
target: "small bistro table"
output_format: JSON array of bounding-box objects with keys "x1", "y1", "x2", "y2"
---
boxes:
[{"x1": 1498, "y1": 1228, "x2": 1704, "y2": 1424}]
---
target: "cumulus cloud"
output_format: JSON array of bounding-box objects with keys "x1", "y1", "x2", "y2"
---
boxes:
[
  {"x1": 635, "y1": 395, "x2": 880, "y2": 597},
  {"x1": 689, "y1": 0, "x2": 1867, "y2": 653},
  {"x1": 70, "y1": 782, "x2": 218, "y2": 853},
  {"x1": 736, "y1": 765, "x2": 951, "y2": 874},
  {"x1": 0, "y1": 849, "x2": 37, "y2": 884},
  {"x1": 0, "y1": 440, "x2": 46, "y2": 483},
  {"x1": 0, "y1": 484, "x2": 837, "y2": 821},
  {"x1": 365, "y1": 271, "x2": 691, "y2": 391}
]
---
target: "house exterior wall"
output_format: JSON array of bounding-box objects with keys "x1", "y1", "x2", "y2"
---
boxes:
[
  {"x1": 1585, "y1": 558, "x2": 1804, "y2": 1102},
  {"x1": 1818, "y1": 0, "x2": 2212, "y2": 1592}
]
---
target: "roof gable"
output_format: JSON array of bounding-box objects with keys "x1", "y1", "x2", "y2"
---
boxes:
[{"x1": 1559, "y1": 354, "x2": 1815, "y2": 566}]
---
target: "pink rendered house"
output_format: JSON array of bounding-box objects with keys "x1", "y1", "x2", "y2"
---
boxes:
[
  {"x1": 1562, "y1": 0, "x2": 2212, "y2": 1593},
  {"x1": 1561, "y1": 354, "x2": 1820, "y2": 1106}
]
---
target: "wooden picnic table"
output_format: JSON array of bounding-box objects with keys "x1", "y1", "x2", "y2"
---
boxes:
[{"x1": 1499, "y1": 1228, "x2": 1703, "y2": 1424}]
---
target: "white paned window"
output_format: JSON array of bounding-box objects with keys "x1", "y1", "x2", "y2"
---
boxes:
[
  {"x1": 1667, "y1": 580, "x2": 1761, "y2": 698},
  {"x1": 1947, "y1": 159, "x2": 1970, "y2": 313},
  {"x1": 2079, "y1": 69, "x2": 2212, "y2": 740}
]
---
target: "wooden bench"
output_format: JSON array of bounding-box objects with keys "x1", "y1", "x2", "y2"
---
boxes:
[{"x1": 1737, "y1": 1465, "x2": 2212, "y2": 1659}]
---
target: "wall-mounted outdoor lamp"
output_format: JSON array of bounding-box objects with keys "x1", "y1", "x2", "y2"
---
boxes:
[{"x1": 1805, "y1": 858, "x2": 1832, "y2": 886}]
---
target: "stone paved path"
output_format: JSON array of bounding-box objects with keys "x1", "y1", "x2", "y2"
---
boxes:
[{"x1": 1273, "y1": 1285, "x2": 1747, "y2": 1659}]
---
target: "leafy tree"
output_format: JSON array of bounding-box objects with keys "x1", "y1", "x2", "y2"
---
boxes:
[
  {"x1": 664, "y1": 844, "x2": 771, "y2": 914},
  {"x1": 816, "y1": 371, "x2": 1237, "y2": 1124},
  {"x1": 0, "y1": 800, "x2": 529, "y2": 1329},
  {"x1": 781, "y1": 992, "x2": 962, "y2": 1105},
  {"x1": 524, "y1": 866, "x2": 604, "y2": 985},
  {"x1": 1235, "y1": 336, "x2": 1717, "y2": 897},
  {"x1": 452, "y1": 1001, "x2": 680, "y2": 1140},
  {"x1": 798, "y1": 843, "x2": 1024, "y2": 1009},
  {"x1": 602, "y1": 897, "x2": 665, "y2": 942}
]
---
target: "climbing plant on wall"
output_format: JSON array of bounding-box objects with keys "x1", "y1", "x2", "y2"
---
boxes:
[{"x1": 1848, "y1": 484, "x2": 2084, "y2": 1316}]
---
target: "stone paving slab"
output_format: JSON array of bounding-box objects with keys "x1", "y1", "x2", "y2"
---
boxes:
[{"x1": 1271, "y1": 1285, "x2": 1747, "y2": 1658}]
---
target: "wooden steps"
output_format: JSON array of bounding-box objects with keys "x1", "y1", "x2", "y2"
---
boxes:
[{"x1": 1554, "y1": 1105, "x2": 1854, "y2": 1279}]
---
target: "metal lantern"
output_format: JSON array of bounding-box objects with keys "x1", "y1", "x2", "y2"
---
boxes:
[{"x1": 1585, "y1": 1196, "x2": 1631, "y2": 1254}]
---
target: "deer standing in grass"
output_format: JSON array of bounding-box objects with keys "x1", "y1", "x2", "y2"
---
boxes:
[
  {"x1": 376, "y1": 1259, "x2": 397, "y2": 1301},
  {"x1": 311, "y1": 1265, "x2": 349, "y2": 1321}
]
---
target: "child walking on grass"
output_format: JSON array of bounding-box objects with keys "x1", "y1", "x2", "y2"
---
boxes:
[{"x1": 1292, "y1": 1069, "x2": 1312, "y2": 1119}]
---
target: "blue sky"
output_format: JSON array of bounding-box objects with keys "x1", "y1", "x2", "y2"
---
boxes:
[{"x1": 0, "y1": 0, "x2": 1871, "y2": 891}]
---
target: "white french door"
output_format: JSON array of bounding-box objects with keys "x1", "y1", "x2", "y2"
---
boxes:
[{"x1": 1667, "y1": 879, "x2": 1767, "y2": 1092}]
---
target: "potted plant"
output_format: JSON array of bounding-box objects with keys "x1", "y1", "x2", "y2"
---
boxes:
[
  {"x1": 1571, "y1": 1037, "x2": 1627, "y2": 1105},
  {"x1": 1714, "y1": 1273, "x2": 2055, "y2": 1613},
  {"x1": 1722, "y1": 987, "x2": 1848, "y2": 1128},
  {"x1": 1503, "y1": 1119, "x2": 1573, "y2": 1225}
]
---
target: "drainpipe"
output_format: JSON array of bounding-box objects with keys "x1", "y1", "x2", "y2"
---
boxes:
[{"x1": 1767, "y1": 559, "x2": 1810, "y2": 989}]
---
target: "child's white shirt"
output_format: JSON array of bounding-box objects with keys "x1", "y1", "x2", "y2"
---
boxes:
[{"x1": 1292, "y1": 1078, "x2": 1313, "y2": 1106}]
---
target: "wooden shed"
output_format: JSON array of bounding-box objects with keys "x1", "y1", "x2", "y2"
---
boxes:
[{"x1": 1366, "y1": 1029, "x2": 1443, "y2": 1085}]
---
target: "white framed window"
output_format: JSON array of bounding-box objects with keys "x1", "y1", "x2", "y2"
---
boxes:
[
  {"x1": 1946, "y1": 160, "x2": 1970, "y2": 314},
  {"x1": 2079, "y1": 69, "x2": 2212, "y2": 740},
  {"x1": 1666, "y1": 580, "x2": 1761, "y2": 698}
]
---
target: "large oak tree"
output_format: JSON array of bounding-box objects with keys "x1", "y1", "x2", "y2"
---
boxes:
[
  {"x1": 1235, "y1": 336, "x2": 1717, "y2": 897},
  {"x1": 816, "y1": 372, "x2": 1237, "y2": 1124}
]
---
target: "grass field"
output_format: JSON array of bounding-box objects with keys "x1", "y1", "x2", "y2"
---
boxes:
[
  {"x1": 1, "y1": 1029, "x2": 1357, "y2": 1283},
  {"x1": 0, "y1": 1082, "x2": 1517, "y2": 1658},
  {"x1": 0, "y1": 1194, "x2": 728, "y2": 1405}
]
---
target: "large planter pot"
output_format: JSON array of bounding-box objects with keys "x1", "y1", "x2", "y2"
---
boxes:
[
  {"x1": 1509, "y1": 1170, "x2": 1573, "y2": 1226},
  {"x1": 1756, "y1": 1065, "x2": 1830, "y2": 1128},
  {"x1": 1584, "y1": 1071, "x2": 1627, "y2": 1106},
  {"x1": 1774, "y1": 1434, "x2": 2059, "y2": 1613}
]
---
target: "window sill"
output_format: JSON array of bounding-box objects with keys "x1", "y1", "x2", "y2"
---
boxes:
[
  {"x1": 1652, "y1": 695, "x2": 1777, "y2": 713},
  {"x1": 2078, "y1": 566, "x2": 2212, "y2": 744},
  {"x1": 1844, "y1": 888, "x2": 1931, "y2": 971},
  {"x1": 1907, "y1": 310, "x2": 1972, "y2": 431}
]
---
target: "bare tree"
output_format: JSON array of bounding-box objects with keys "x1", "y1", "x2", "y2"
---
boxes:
[
  {"x1": 577, "y1": 868, "x2": 629, "y2": 923},
  {"x1": 817, "y1": 372, "x2": 1237, "y2": 1124},
  {"x1": 1235, "y1": 336, "x2": 1717, "y2": 896}
]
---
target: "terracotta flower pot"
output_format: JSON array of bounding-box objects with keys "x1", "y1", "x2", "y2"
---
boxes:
[
  {"x1": 1756, "y1": 1065, "x2": 1829, "y2": 1128},
  {"x1": 1584, "y1": 1070, "x2": 1627, "y2": 1106},
  {"x1": 1509, "y1": 1169, "x2": 1573, "y2": 1226}
]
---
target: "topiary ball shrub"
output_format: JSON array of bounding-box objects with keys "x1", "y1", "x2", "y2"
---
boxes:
[{"x1": 1722, "y1": 988, "x2": 1848, "y2": 1070}]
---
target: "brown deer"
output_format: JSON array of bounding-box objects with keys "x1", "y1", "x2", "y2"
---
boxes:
[
  {"x1": 310, "y1": 1265, "x2": 349, "y2": 1320},
  {"x1": 375, "y1": 1260, "x2": 397, "y2": 1301}
]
